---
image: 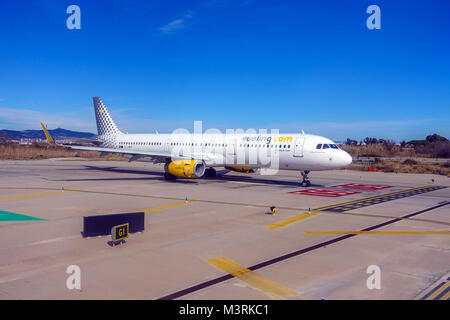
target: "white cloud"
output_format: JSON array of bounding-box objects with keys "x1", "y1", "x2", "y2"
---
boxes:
[
  {"x1": 159, "y1": 12, "x2": 194, "y2": 34},
  {"x1": 0, "y1": 107, "x2": 95, "y2": 132}
]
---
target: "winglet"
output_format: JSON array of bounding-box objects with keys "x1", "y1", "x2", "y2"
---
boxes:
[{"x1": 40, "y1": 122, "x2": 55, "y2": 144}]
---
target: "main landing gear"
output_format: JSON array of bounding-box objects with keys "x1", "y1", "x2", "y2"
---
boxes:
[
  {"x1": 164, "y1": 172, "x2": 177, "y2": 181},
  {"x1": 204, "y1": 168, "x2": 216, "y2": 178},
  {"x1": 300, "y1": 170, "x2": 311, "y2": 187}
]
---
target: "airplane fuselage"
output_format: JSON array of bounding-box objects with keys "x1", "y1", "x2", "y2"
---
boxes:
[{"x1": 110, "y1": 132, "x2": 352, "y2": 171}]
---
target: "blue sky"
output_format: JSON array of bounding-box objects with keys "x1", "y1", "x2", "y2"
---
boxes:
[{"x1": 0, "y1": 0, "x2": 449, "y2": 142}]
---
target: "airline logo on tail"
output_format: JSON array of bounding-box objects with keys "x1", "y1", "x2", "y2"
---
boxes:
[{"x1": 40, "y1": 122, "x2": 54, "y2": 144}]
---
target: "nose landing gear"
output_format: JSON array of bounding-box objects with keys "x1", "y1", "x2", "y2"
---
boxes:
[{"x1": 300, "y1": 170, "x2": 311, "y2": 187}]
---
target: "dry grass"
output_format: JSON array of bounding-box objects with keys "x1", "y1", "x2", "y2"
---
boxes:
[
  {"x1": 349, "y1": 160, "x2": 450, "y2": 176},
  {"x1": 341, "y1": 142, "x2": 450, "y2": 158},
  {"x1": 341, "y1": 143, "x2": 450, "y2": 175},
  {"x1": 0, "y1": 143, "x2": 126, "y2": 161},
  {"x1": 340, "y1": 144, "x2": 429, "y2": 158}
]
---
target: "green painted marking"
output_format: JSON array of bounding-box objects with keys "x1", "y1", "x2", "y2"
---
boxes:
[{"x1": 0, "y1": 210, "x2": 46, "y2": 221}]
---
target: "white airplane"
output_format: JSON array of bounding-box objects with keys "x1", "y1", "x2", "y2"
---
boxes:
[{"x1": 41, "y1": 97, "x2": 352, "y2": 186}]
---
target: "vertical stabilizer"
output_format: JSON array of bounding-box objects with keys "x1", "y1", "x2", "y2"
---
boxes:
[{"x1": 93, "y1": 97, "x2": 122, "y2": 137}]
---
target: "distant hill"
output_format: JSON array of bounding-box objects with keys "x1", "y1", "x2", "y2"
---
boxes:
[{"x1": 0, "y1": 128, "x2": 96, "y2": 140}]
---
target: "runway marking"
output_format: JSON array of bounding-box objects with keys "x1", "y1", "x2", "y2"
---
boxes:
[
  {"x1": 441, "y1": 290, "x2": 450, "y2": 300},
  {"x1": 158, "y1": 202, "x2": 449, "y2": 300},
  {"x1": 0, "y1": 190, "x2": 74, "y2": 201},
  {"x1": 420, "y1": 276, "x2": 450, "y2": 300},
  {"x1": 289, "y1": 188, "x2": 361, "y2": 197},
  {"x1": 266, "y1": 186, "x2": 446, "y2": 230},
  {"x1": 331, "y1": 184, "x2": 392, "y2": 191},
  {"x1": 315, "y1": 186, "x2": 446, "y2": 212},
  {"x1": 139, "y1": 201, "x2": 198, "y2": 213},
  {"x1": 0, "y1": 187, "x2": 447, "y2": 226},
  {"x1": 265, "y1": 211, "x2": 321, "y2": 230},
  {"x1": 0, "y1": 210, "x2": 46, "y2": 221},
  {"x1": 205, "y1": 257, "x2": 298, "y2": 299},
  {"x1": 304, "y1": 230, "x2": 450, "y2": 235}
]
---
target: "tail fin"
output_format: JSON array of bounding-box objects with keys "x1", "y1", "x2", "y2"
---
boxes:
[
  {"x1": 40, "y1": 122, "x2": 55, "y2": 144},
  {"x1": 93, "y1": 97, "x2": 122, "y2": 136}
]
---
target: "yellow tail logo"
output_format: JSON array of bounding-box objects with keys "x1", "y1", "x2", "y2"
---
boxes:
[{"x1": 40, "y1": 122, "x2": 54, "y2": 144}]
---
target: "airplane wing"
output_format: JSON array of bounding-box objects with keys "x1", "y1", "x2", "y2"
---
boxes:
[
  {"x1": 40, "y1": 122, "x2": 210, "y2": 163},
  {"x1": 63, "y1": 145, "x2": 212, "y2": 163}
]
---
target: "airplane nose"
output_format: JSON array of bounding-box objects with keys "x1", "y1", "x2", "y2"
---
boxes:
[{"x1": 341, "y1": 151, "x2": 352, "y2": 166}]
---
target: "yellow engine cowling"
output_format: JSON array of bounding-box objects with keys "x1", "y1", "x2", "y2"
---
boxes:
[
  {"x1": 165, "y1": 160, "x2": 206, "y2": 178},
  {"x1": 225, "y1": 166, "x2": 258, "y2": 173}
]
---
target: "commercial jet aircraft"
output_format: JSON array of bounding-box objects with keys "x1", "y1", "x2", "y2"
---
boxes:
[{"x1": 41, "y1": 97, "x2": 352, "y2": 186}]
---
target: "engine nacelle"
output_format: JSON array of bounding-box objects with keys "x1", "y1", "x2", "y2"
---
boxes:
[
  {"x1": 225, "y1": 166, "x2": 259, "y2": 173},
  {"x1": 165, "y1": 160, "x2": 206, "y2": 178}
]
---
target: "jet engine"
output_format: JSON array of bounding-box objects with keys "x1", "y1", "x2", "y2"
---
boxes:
[
  {"x1": 164, "y1": 160, "x2": 206, "y2": 179},
  {"x1": 225, "y1": 166, "x2": 259, "y2": 173}
]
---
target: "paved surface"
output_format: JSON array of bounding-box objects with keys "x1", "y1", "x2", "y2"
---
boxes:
[{"x1": 0, "y1": 159, "x2": 449, "y2": 300}]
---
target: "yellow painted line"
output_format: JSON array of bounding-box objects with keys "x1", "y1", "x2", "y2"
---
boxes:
[
  {"x1": 264, "y1": 211, "x2": 321, "y2": 230},
  {"x1": 441, "y1": 290, "x2": 450, "y2": 300},
  {"x1": 305, "y1": 230, "x2": 450, "y2": 235},
  {"x1": 206, "y1": 257, "x2": 297, "y2": 299},
  {"x1": 426, "y1": 281, "x2": 450, "y2": 300},
  {"x1": 0, "y1": 190, "x2": 74, "y2": 201},
  {"x1": 139, "y1": 201, "x2": 198, "y2": 213},
  {"x1": 265, "y1": 186, "x2": 443, "y2": 230}
]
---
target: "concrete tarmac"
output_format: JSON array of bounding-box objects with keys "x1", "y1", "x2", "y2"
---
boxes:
[{"x1": 0, "y1": 159, "x2": 449, "y2": 300}]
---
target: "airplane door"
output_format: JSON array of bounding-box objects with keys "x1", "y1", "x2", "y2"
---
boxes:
[
  {"x1": 293, "y1": 135, "x2": 304, "y2": 157},
  {"x1": 164, "y1": 138, "x2": 170, "y2": 152},
  {"x1": 227, "y1": 140, "x2": 236, "y2": 155}
]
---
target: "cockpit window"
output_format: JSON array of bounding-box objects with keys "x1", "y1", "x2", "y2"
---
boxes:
[
  {"x1": 322, "y1": 144, "x2": 330, "y2": 149},
  {"x1": 330, "y1": 144, "x2": 338, "y2": 149},
  {"x1": 316, "y1": 144, "x2": 322, "y2": 149}
]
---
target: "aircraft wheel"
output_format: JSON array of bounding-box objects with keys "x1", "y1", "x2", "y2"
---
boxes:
[
  {"x1": 300, "y1": 180, "x2": 311, "y2": 187},
  {"x1": 164, "y1": 172, "x2": 176, "y2": 181},
  {"x1": 204, "y1": 168, "x2": 216, "y2": 178}
]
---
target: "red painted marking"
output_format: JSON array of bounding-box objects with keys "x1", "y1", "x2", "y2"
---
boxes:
[
  {"x1": 289, "y1": 188, "x2": 361, "y2": 197},
  {"x1": 331, "y1": 184, "x2": 393, "y2": 191}
]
